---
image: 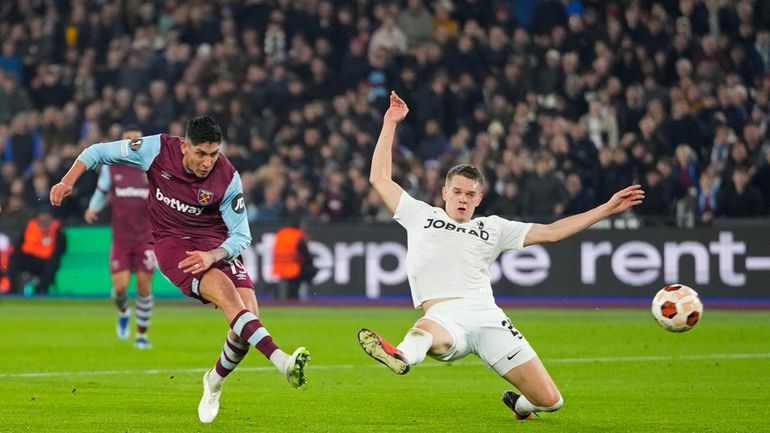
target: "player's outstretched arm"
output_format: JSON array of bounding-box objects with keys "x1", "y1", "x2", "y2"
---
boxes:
[
  {"x1": 370, "y1": 91, "x2": 409, "y2": 213},
  {"x1": 50, "y1": 160, "x2": 87, "y2": 206},
  {"x1": 51, "y1": 135, "x2": 161, "y2": 206},
  {"x1": 524, "y1": 184, "x2": 645, "y2": 246}
]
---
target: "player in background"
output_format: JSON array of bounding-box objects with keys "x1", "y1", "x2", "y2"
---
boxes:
[
  {"x1": 85, "y1": 127, "x2": 156, "y2": 349},
  {"x1": 50, "y1": 116, "x2": 310, "y2": 423},
  {"x1": 358, "y1": 92, "x2": 645, "y2": 419}
]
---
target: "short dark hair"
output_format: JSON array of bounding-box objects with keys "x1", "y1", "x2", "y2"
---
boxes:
[
  {"x1": 185, "y1": 115, "x2": 222, "y2": 145},
  {"x1": 445, "y1": 164, "x2": 484, "y2": 186}
]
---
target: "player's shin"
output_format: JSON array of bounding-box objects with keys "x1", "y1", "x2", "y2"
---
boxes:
[
  {"x1": 135, "y1": 294, "x2": 153, "y2": 334},
  {"x1": 396, "y1": 327, "x2": 434, "y2": 365},
  {"x1": 210, "y1": 332, "x2": 249, "y2": 387},
  {"x1": 228, "y1": 309, "x2": 309, "y2": 388},
  {"x1": 113, "y1": 288, "x2": 131, "y2": 340},
  {"x1": 112, "y1": 288, "x2": 128, "y2": 313},
  {"x1": 229, "y1": 309, "x2": 283, "y2": 366}
]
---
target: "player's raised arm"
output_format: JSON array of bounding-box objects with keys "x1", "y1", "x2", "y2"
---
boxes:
[
  {"x1": 523, "y1": 184, "x2": 645, "y2": 246},
  {"x1": 50, "y1": 135, "x2": 162, "y2": 206},
  {"x1": 370, "y1": 91, "x2": 409, "y2": 213}
]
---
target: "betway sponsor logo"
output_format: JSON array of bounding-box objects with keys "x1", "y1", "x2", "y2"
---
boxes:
[
  {"x1": 115, "y1": 187, "x2": 149, "y2": 199},
  {"x1": 154, "y1": 188, "x2": 203, "y2": 216}
]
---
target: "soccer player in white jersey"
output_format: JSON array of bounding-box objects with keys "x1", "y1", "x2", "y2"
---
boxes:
[{"x1": 358, "y1": 92, "x2": 645, "y2": 420}]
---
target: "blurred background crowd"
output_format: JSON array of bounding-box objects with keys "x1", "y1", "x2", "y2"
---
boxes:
[{"x1": 1, "y1": 0, "x2": 770, "y2": 240}]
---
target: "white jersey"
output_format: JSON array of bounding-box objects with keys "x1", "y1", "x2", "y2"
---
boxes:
[{"x1": 394, "y1": 192, "x2": 532, "y2": 308}]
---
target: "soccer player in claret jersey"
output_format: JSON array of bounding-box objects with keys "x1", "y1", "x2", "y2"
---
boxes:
[
  {"x1": 358, "y1": 92, "x2": 645, "y2": 420},
  {"x1": 85, "y1": 127, "x2": 156, "y2": 349},
  {"x1": 50, "y1": 116, "x2": 310, "y2": 423}
]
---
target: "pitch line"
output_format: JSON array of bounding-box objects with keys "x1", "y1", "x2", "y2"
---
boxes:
[{"x1": 1, "y1": 352, "x2": 769, "y2": 379}]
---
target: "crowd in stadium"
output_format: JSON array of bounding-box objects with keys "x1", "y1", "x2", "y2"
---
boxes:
[{"x1": 1, "y1": 0, "x2": 770, "y2": 237}]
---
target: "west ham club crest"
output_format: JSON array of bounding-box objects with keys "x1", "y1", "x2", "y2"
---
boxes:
[{"x1": 197, "y1": 189, "x2": 214, "y2": 205}]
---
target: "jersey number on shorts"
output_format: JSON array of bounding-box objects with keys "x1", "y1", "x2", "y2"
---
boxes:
[
  {"x1": 502, "y1": 318, "x2": 523, "y2": 340},
  {"x1": 227, "y1": 258, "x2": 246, "y2": 275},
  {"x1": 143, "y1": 250, "x2": 157, "y2": 269}
]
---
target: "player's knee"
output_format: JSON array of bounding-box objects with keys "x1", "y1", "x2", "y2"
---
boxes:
[
  {"x1": 202, "y1": 273, "x2": 241, "y2": 311},
  {"x1": 542, "y1": 394, "x2": 563, "y2": 412},
  {"x1": 415, "y1": 321, "x2": 451, "y2": 356},
  {"x1": 136, "y1": 284, "x2": 151, "y2": 297},
  {"x1": 430, "y1": 339, "x2": 452, "y2": 356}
]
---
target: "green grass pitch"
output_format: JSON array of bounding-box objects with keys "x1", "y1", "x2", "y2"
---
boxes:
[{"x1": 1, "y1": 299, "x2": 769, "y2": 432}]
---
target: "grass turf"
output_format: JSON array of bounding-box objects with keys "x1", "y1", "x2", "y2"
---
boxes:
[{"x1": 0, "y1": 299, "x2": 768, "y2": 432}]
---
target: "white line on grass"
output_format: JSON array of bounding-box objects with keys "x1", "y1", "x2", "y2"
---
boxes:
[{"x1": 2, "y1": 352, "x2": 769, "y2": 379}]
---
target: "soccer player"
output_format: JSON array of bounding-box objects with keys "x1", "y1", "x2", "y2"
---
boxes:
[
  {"x1": 50, "y1": 116, "x2": 310, "y2": 423},
  {"x1": 84, "y1": 127, "x2": 156, "y2": 349},
  {"x1": 358, "y1": 92, "x2": 645, "y2": 419}
]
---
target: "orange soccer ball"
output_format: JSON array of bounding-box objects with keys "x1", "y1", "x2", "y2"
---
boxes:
[{"x1": 651, "y1": 284, "x2": 704, "y2": 332}]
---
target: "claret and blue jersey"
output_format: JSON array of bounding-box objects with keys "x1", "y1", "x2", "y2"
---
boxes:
[{"x1": 77, "y1": 133, "x2": 251, "y2": 260}]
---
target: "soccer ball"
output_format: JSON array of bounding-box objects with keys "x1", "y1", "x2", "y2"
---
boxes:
[{"x1": 651, "y1": 284, "x2": 703, "y2": 332}]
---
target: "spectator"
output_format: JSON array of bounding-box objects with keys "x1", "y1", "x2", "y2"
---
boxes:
[
  {"x1": 487, "y1": 180, "x2": 523, "y2": 218},
  {"x1": 750, "y1": 30, "x2": 770, "y2": 76},
  {"x1": 718, "y1": 166, "x2": 765, "y2": 217},
  {"x1": 595, "y1": 147, "x2": 634, "y2": 203},
  {"x1": 752, "y1": 148, "x2": 770, "y2": 213},
  {"x1": 721, "y1": 140, "x2": 752, "y2": 185},
  {"x1": 252, "y1": 185, "x2": 284, "y2": 224},
  {"x1": 665, "y1": 100, "x2": 704, "y2": 157},
  {"x1": 695, "y1": 168, "x2": 720, "y2": 225},
  {"x1": 7, "y1": 205, "x2": 66, "y2": 295},
  {"x1": 0, "y1": 0, "x2": 769, "y2": 230},
  {"x1": 635, "y1": 168, "x2": 674, "y2": 224},
  {"x1": 3, "y1": 113, "x2": 43, "y2": 175},
  {"x1": 368, "y1": 15, "x2": 407, "y2": 58},
  {"x1": 521, "y1": 151, "x2": 567, "y2": 220},
  {"x1": 0, "y1": 41, "x2": 24, "y2": 83},
  {"x1": 562, "y1": 173, "x2": 594, "y2": 216},
  {"x1": 416, "y1": 119, "x2": 449, "y2": 162},
  {"x1": 272, "y1": 219, "x2": 317, "y2": 301},
  {"x1": 0, "y1": 72, "x2": 34, "y2": 124},
  {"x1": 432, "y1": 0, "x2": 460, "y2": 40},
  {"x1": 580, "y1": 100, "x2": 619, "y2": 149},
  {"x1": 398, "y1": 0, "x2": 434, "y2": 49},
  {"x1": 532, "y1": 0, "x2": 568, "y2": 35},
  {"x1": 707, "y1": 124, "x2": 735, "y2": 173},
  {"x1": 673, "y1": 144, "x2": 700, "y2": 193}
]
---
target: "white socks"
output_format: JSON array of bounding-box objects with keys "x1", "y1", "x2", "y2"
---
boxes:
[
  {"x1": 269, "y1": 349, "x2": 289, "y2": 371},
  {"x1": 515, "y1": 394, "x2": 564, "y2": 415},
  {"x1": 207, "y1": 369, "x2": 225, "y2": 392},
  {"x1": 396, "y1": 327, "x2": 434, "y2": 365}
]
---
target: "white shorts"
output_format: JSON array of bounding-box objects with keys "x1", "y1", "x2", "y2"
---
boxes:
[{"x1": 422, "y1": 298, "x2": 537, "y2": 375}]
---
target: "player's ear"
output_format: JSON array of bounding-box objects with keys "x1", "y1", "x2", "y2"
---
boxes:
[{"x1": 441, "y1": 185, "x2": 448, "y2": 201}]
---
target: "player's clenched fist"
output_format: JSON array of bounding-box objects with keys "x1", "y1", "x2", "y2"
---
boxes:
[{"x1": 50, "y1": 182, "x2": 73, "y2": 206}]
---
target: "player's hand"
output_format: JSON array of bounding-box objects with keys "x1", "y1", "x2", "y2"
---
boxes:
[
  {"x1": 179, "y1": 250, "x2": 216, "y2": 275},
  {"x1": 84, "y1": 208, "x2": 99, "y2": 224},
  {"x1": 605, "y1": 184, "x2": 645, "y2": 215},
  {"x1": 384, "y1": 91, "x2": 409, "y2": 124},
  {"x1": 50, "y1": 182, "x2": 73, "y2": 206}
]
